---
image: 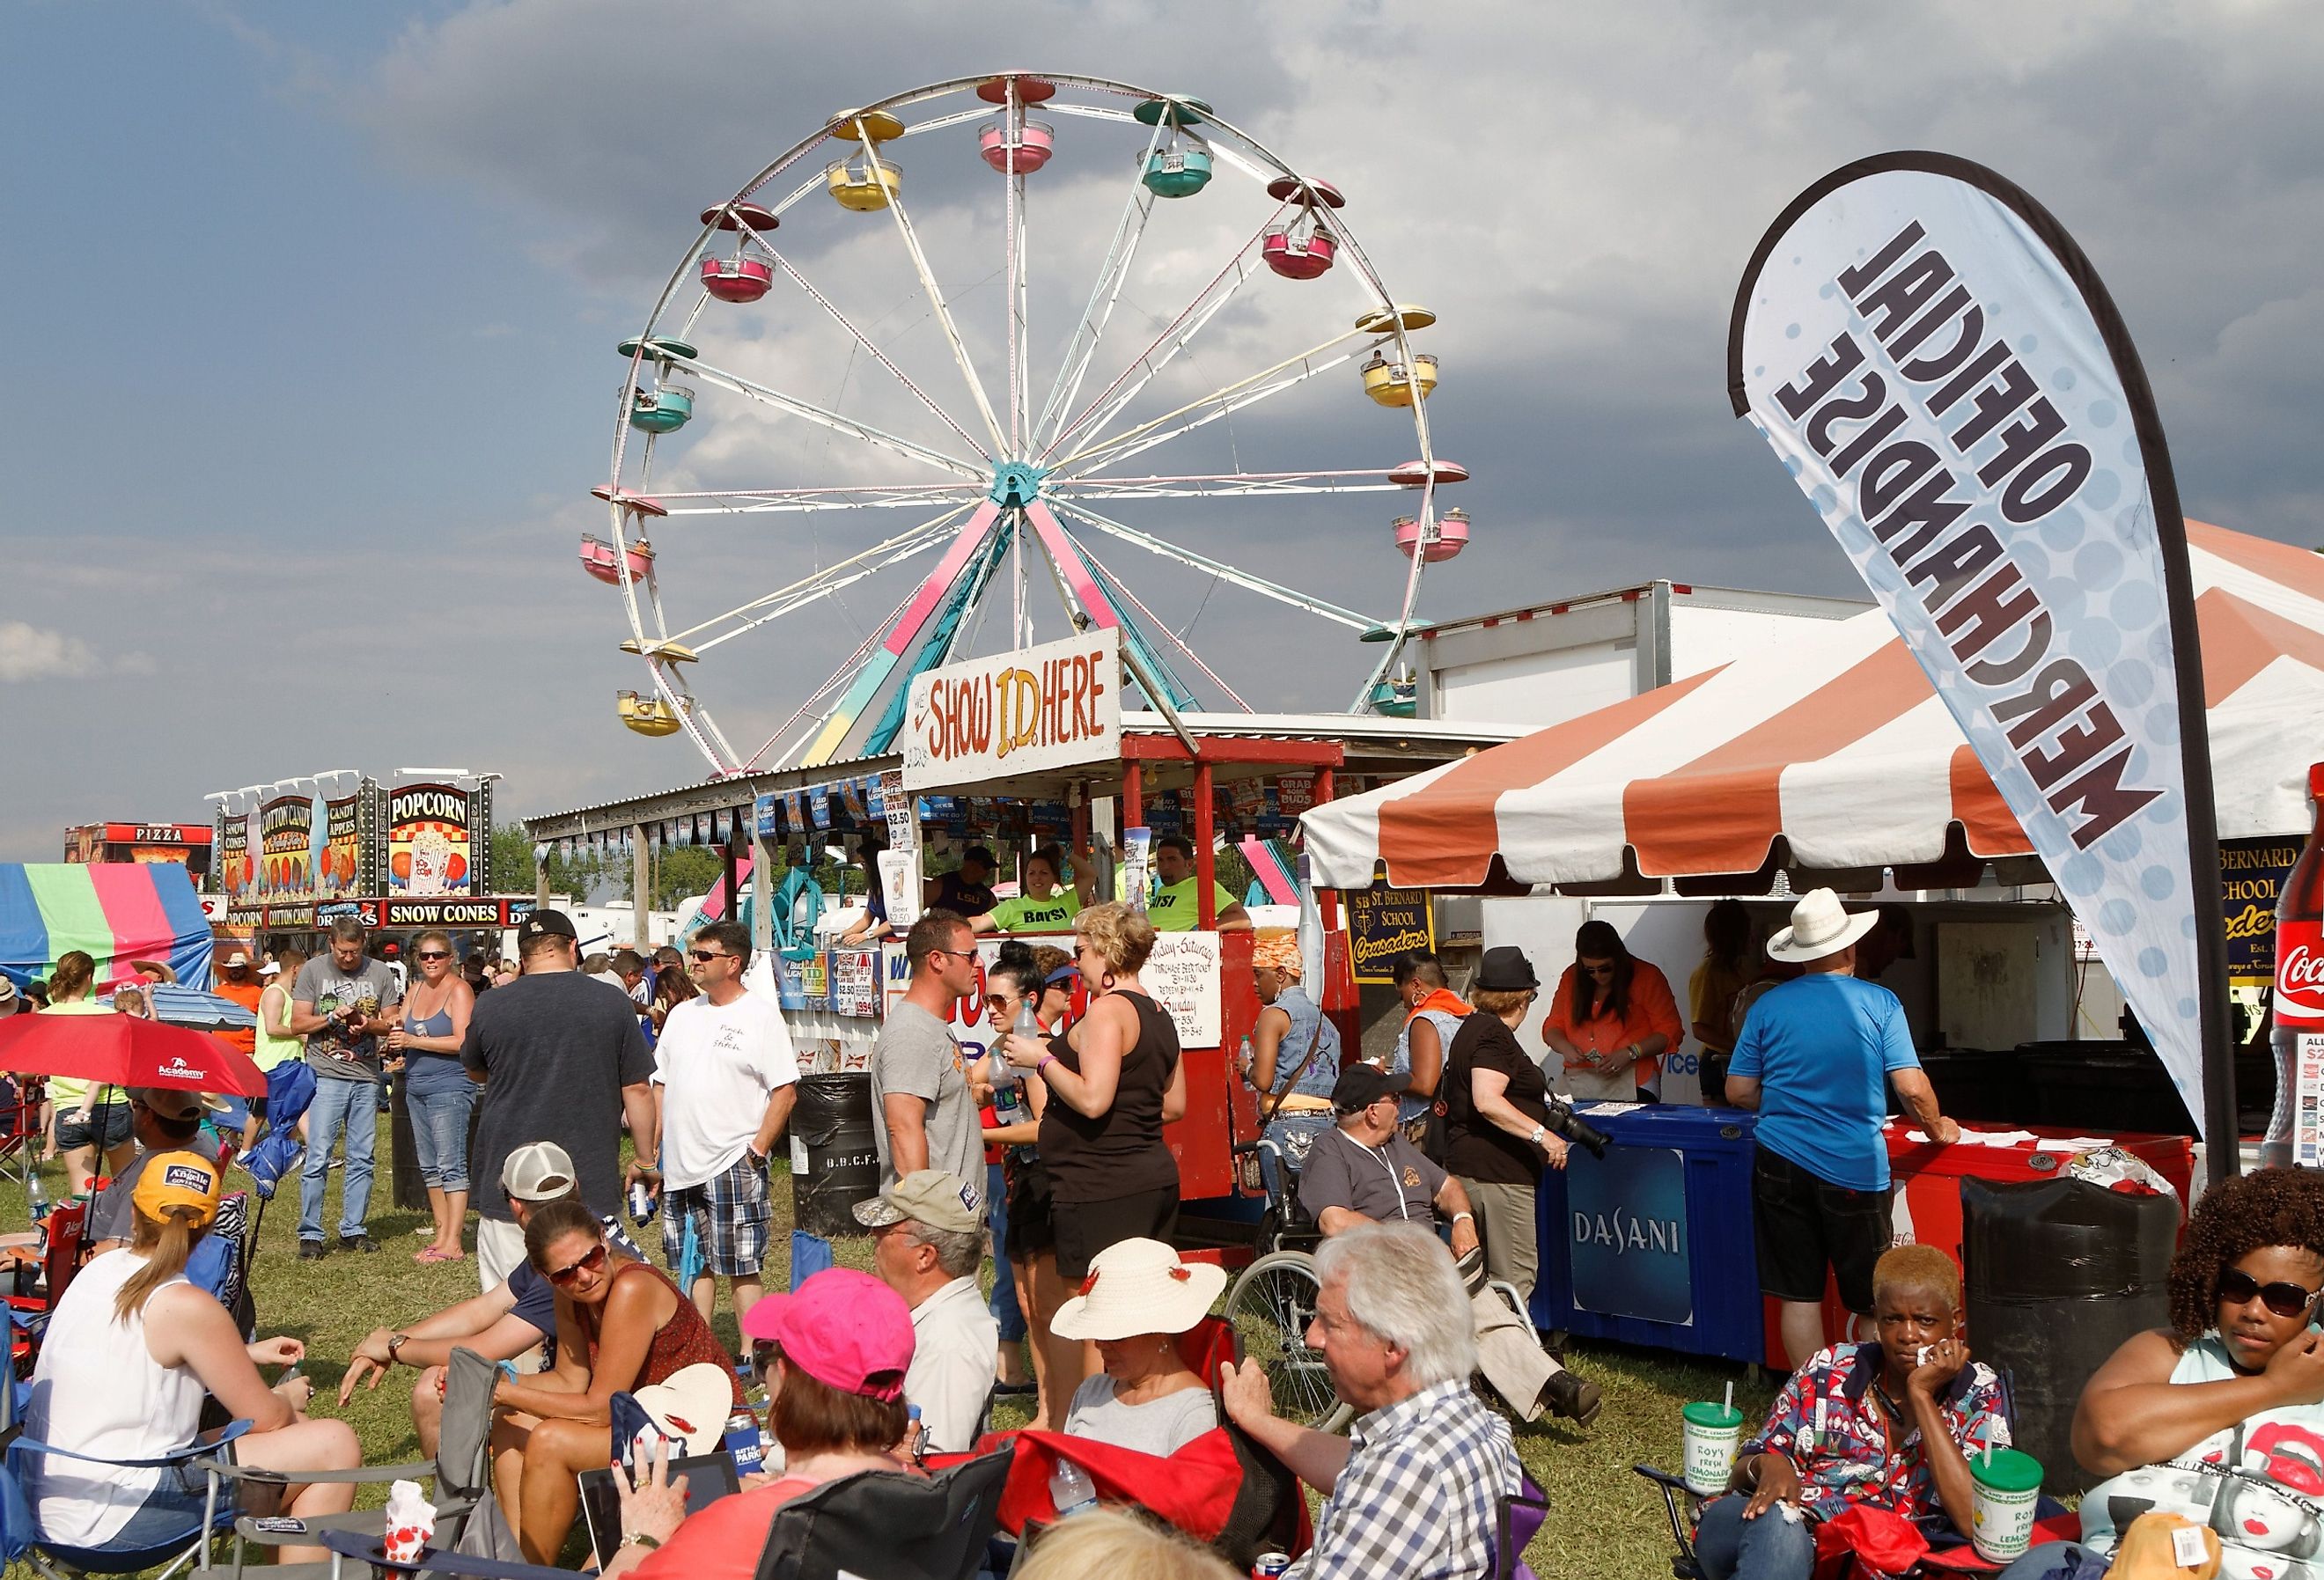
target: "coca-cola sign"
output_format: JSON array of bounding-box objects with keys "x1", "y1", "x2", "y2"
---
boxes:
[{"x1": 2279, "y1": 925, "x2": 2324, "y2": 1023}]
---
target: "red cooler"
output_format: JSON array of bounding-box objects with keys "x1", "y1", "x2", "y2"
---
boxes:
[{"x1": 1762, "y1": 1120, "x2": 2195, "y2": 1368}]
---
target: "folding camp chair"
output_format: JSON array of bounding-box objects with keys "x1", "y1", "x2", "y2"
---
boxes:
[
  {"x1": 190, "y1": 1345, "x2": 505, "y2": 1580},
  {"x1": 1493, "y1": 1471, "x2": 1552, "y2": 1580},
  {"x1": 0, "y1": 1078, "x2": 46, "y2": 1193},
  {"x1": 0, "y1": 1418, "x2": 254, "y2": 1580},
  {"x1": 320, "y1": 1446, "x2": 1017, "y2": 1580}
]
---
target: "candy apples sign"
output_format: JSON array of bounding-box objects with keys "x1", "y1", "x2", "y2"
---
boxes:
[{"x1": 902, "y1": 628, "x2": 1121, "y2": 791}]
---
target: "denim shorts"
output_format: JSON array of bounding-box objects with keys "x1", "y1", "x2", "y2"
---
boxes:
[
  {"x1": 57, "y1": 1102, "x2": 132, "y2": 1153},
  {"x1": 107, "y1": 1456, "x2": 218, "y2": 1549}
]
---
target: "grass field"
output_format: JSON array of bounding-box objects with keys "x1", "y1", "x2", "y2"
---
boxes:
[{"x1": 11, "y1": 1120, "x2": 1777, "y2": 1577}]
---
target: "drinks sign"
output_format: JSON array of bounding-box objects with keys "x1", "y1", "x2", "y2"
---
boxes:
[{"x1": 902, "y1": 628, "x2": 1121, "y2": 790}]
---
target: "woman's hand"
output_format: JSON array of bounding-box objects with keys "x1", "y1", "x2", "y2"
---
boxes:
[
  {"x1": 247, "y1": 1335, "x2": 305, "y2": 1368},
  {"x1": 618, "y1": 1439, "x2": 692, "y2": 1547},
  {"x1": 1540, "y1": 1134, "x2": 1570, "y2": 1170},
  {"x1": 1000, "y1": 1031, "x2": 1047, "y2": 1070},
  {"x1": 1741, "y1": 1452, "x2": 1800, "y2": 1518},
  {"x1": 385, "y1": 1029, "x2": 408, "y2": 1054},
  {"x1": 2266, "y1": 1329, "x2": 2324, "y2": 1406},
  {"x1": 1908, "y1": 1336, "x2": 1970, "y2": 1396},
  {"x1": 275, "y1": 1372, "x2": 315, "y2": 1412}
]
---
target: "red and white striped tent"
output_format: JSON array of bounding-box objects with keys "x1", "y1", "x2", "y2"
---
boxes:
[{"x1": 1304, "y1": 522, "x2": 2324, "y2": 893}]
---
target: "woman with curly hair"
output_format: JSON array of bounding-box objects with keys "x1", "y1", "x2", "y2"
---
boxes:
[{"x1": 1996, "y1": 1166, "x2": 2324, "y2": 1578}]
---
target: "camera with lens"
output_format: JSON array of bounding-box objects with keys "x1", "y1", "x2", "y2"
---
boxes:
[{"x1": 1542, "y1": 1096, "x2": 1610, "y2": 1159}]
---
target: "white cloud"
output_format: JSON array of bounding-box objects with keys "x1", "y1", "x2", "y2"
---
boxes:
[{"x1": 0, "y1": 621, "x2": 102, "y2": 683}]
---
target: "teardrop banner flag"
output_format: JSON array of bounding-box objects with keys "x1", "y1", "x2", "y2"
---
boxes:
[{"x1": 1727, "y1": 151, "x2": 2234, "y2": 1179}]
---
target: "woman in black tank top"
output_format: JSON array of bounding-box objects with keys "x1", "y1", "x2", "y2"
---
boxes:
[{"x1": 1001, "y1": 901, "x2": 1186, "y2": 1280}]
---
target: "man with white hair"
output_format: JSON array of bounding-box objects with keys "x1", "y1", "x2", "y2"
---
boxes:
[
  {"x1": 1223, "y1": 1221, "x2": 1520, "y2": 1579},
  {"x1": 1725, "y1": 887, "x2": 1960, "y2": 1371}
]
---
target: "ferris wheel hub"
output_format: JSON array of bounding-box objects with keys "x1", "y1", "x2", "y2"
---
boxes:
[{"x1": 987, "y1": 461, "x2": 1052, "y2": 510}]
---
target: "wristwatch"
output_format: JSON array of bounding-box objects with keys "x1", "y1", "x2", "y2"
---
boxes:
[
  {"x1": 621, "y1": 1532, "x2": 661, "y2": 1551},
  {"x1": 1526, "y1": 1123, "x2": 1548, "y2": 1150},
  {"x1": 386, "y1": 1333, "x2": 409, "y2": 1363}
]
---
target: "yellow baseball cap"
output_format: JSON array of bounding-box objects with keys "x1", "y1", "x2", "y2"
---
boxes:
[{"x1": 132, "y1": 1150, "x2": 221, "y2": 1229}]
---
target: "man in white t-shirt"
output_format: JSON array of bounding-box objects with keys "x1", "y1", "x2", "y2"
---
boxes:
[{"x1": 645, "y1": 920, "x2": 800, "y2": 1330}]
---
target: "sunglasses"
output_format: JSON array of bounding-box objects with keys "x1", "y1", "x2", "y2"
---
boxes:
[
  {"x1": 688, "y1": 949, "x2": 732, "y2": 963},
  {"x1": 547, "y1": 1243, "x2": 609, "y2": 1286},
  {"x1": 415, "y1": 951, "x2": 452, "y2": 961},
  {"x1": 750, "y1": 1340, "x2": 782, "y2": 1378},
  {"x1": 2217, "y1": 1267, "x2": 2322, "y2": 1319}
]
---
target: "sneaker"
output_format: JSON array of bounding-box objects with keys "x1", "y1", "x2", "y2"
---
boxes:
[
  {"x1": 298, "y1": 1240, "x2": 327, "y2": 1261},
  {"x1": 1543, "y1": 1369, "x2": 1602, "y2": 1427},
  {"x1": 341, "y1": 1233, "x2": 379, "y2": 1254}
]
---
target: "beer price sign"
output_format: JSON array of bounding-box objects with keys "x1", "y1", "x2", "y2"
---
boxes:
[{"x1": 902, "y1": 628, "x2": 1121, "y2": 791}]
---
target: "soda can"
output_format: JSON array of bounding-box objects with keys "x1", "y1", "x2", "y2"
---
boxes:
[
  {"x1": 629, "y1": 1181, "x2": 656, "y2": 1224},
  {"x1": 1251, "y1": 1554, "x2": 1291, "y2": 1578},
  {"x1": 723, "y1": 1409, "x2": 765, "y2": 1475}
]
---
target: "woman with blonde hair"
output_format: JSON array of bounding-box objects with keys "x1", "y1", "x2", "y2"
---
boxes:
[
  {"x1": 40, "y1": 951, "x2": 136, "y2": 1193},
  {"x1": 1016, "y1": 1508, "x2": 1238, "y2": 1580},
  {"x1": 1001, "y1": 902, "x2": 1186, "y2": 1282},
  {"x1": 389, "y1": 929, "x2": 478, "y2": 1263},
  {"x1": 26, "y1": 1150, "x2": 360, "y2": 1563}
]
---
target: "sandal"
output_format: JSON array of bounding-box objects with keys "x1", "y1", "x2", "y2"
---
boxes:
[{"x1": 415, "y1": 1246, "x2": 464, "y2": 1264}]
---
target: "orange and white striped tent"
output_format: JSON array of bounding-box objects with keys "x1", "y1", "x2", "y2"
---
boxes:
[{"x1": 1304, "y1": 522, "x2": 2324, "y2": 893}]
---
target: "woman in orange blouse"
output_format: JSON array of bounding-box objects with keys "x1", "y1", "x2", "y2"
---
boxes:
[{"x1": 1541, "y1": 920, "x2": 1684, "y2": 1103}]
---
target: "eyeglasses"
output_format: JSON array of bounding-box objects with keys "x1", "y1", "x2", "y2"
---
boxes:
[
  {"x1": 750, "y1": 1340, "x2": 781, "y2": 1378},
  {"x1": 688, "y1": 949, "x2": 732, "y2": 963},
  {"x1": 547, "y1": 1243, "x2": 609, "y2": 1286},
  {"x1": 415, "y1": 951, "x2": 452, "y2": 961},
  {"x1": 2217, "y1": 1267, "x2": 2323, "y2": 1319}
]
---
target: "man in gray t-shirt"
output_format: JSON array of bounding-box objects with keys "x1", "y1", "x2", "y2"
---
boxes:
[
  {"x1": 871, "y1": 912, "x2": 984, "y2": 1209},
  {"x1": 288, "y1": 919, "x2": 401, "y2": 1256}
]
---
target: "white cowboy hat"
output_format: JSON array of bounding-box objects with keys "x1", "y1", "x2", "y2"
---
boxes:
[
  {"x1": 1766, "y1": 888, "x2": 1880, "y2": 965},
  {"x1": 1049, "y1": 1238, "x2": 1227, "y2": 1341},
  {"x1": 626, "y1": 1363, "x2": 734, "y2": 1457}
]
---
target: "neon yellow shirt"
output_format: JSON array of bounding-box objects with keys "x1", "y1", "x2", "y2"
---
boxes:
[
  {"x1": 988, "y1": 892, "x2": 1081, "y2": 933},
  {"x1": 1145, "y1": 878, "x2": 1238, "y2": 933}
]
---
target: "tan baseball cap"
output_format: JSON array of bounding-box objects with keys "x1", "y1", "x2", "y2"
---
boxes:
[
  {"x1": 502, "y1": 1141, "x2": 577, "y2": 1202},
  {"x1": 852, "y1": 1169, "x2": 982, "y2": 1235}
]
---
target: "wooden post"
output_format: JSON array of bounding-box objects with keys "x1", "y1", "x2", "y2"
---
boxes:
[
  {"x1": 721, "y1": 836, "x2": 739, "y2": 922},
  {"x1": 632, "y1": 823, "x2": 651, "y2": 947},
  {"x1": 750, "y1": 827, "x2": 773, "y2": 957},
  {"x1": 1122, "y1": 763, "x2": 1143, "y2": 830},
  {"x1": 1313, "y1": 768, "x2": 1340, "y2": 934}
]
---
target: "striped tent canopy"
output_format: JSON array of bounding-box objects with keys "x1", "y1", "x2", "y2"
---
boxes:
[
  {"x1": 1304, "y1": 521, "x2": 2324, "y2": 894},
  {"x1": 0, "y1": 863, "x2": 215, "y2": 991}
]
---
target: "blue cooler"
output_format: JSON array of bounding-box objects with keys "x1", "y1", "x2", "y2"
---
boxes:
[{"x1": 1532, "y1": 1103, "x2": 1762, "y2": 1363}]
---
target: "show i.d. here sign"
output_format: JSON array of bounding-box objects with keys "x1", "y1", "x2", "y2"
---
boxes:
[
  {"x1": 1730, "y1": 153, "x2": 2231, "y2": 1157},
  {"x1": 903, "y1": 628, "x2": 1122, "y2": 792}
]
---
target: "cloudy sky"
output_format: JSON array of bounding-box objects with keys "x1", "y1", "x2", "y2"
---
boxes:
[{"x1": 5, "y1": 1, "x2": 2319, "y2": 860}]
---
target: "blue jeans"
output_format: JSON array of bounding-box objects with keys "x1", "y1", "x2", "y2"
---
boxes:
[
  {"x1": 1993, "y1": 1543, "x2": 2109, "y2": 1579},
  {"x1": 1694, "y1": 1495, "x2": 1817, "y2": 1580},
  {"x1": 406, "y1": 1063, "x2": 478, "y2": 1193},
  {"x1": 299, "y1": 1074, "x2": 377, "y2": 1242},
  {"x1": 989, "y1": 1161, "x2": 1026, "y2": 1343}
]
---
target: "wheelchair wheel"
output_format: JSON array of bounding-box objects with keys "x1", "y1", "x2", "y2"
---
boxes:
[{"x1": 1224, "y1": 1251, "x2": 1353, "y2": 1434}]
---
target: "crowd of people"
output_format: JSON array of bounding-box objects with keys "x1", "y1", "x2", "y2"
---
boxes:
[{"x1": 1, "y1": 864, "x2": 2269, "y2": 1580}]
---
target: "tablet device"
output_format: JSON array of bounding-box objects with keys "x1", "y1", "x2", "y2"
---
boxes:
[{"x1": 579, "y1": 1451, "x2": 743, "y2": 1569}]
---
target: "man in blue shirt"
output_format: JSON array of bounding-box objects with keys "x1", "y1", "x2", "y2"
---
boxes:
[{"x1": 1725, "y1": 890, "x2": 1958, "y2": 1372}]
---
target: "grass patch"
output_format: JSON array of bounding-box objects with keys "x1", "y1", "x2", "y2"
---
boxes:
[{"x1": 5, "y1": 1119, "x2": 1776, "y2": 1576}]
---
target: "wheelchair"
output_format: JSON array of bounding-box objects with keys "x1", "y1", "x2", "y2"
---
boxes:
[{"x1": 1221, "y1": 1136, "x2": 1545, "y2": 1436}]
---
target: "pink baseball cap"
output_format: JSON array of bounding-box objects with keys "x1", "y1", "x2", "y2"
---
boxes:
[{"x1": 740, "y1": 1268, "x2": 913, "y2": 1402}]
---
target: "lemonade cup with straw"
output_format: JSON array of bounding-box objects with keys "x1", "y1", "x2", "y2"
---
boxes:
[
  {"x1": 1682, "y1": 1382, "x2": 1747, "y2": 1495},
  {"x1": 1968, "y1": 1440, "x2": 2042, "y2": 1562}
]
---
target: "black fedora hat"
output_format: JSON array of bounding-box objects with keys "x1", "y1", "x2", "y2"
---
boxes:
[{"x1": 1475, "y1": 946, "x2": 1541, "y2": 993}]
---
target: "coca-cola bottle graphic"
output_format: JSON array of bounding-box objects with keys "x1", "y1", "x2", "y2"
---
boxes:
[{"x1": 2263, "y1": 761, "x2": 2324, "y2": 1169}]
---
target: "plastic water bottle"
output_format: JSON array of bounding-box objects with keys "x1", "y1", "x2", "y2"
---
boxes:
[
  {"x1": 1049, "y1": 1458, "x2": 1098, "y2": 1518},
  {"x1": 992, "y1": 1004, "x2": 1037, "y2": 1125},
  {"x1": 26, "y1": 1173, "x2": 48, "y2": 1226}
]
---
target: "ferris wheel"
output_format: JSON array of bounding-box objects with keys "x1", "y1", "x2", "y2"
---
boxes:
[{"x1": 585, "y1": 72, "x2": 1469, "y2": 776}]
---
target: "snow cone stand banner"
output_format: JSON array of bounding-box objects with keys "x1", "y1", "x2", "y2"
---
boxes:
[
  {"x1": 901, "y1": 627, "x2": 1121, "y2": 792},
  {"x1": 1729, "y1": 152, "x2": 2233, "y2": 1167},
  {"x1": 215, "y1": 770, "x2": 496, "y2": 926}
]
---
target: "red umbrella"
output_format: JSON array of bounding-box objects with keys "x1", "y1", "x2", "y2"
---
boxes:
[{"x1": 0, "y1": 1013, "x2": 268, "y2": 1097}]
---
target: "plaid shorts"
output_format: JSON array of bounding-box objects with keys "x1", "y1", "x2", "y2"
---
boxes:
[{"x1": 660, "y1": 1151, "x2": 770, "y2": 1279}]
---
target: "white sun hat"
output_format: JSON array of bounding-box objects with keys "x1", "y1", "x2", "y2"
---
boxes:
[
  {"x1": 1766, "y1": 887, "x2": 1881, "y2": 965},
  {"x1": 1049, "y1": 1238, "x2": 1228, "y2": 1341},
  {"x1": 626, "y1": 1363, "x2": 736, "y2": 1457}
]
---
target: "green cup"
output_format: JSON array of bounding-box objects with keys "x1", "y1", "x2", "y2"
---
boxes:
[
  {"x1": 1968, "y1": 1446, "x2": 2043, "y2": 1562},
  {"x1": 1681, "y1": 1400, "x2": 1747, "y2": 1495}
]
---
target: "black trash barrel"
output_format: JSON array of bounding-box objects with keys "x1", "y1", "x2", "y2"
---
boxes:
[
  {"x1": 792, "y1": 1073, "x2": 880, "y2": 1238},
  {"x1": 1961, "y1": 1176, "x2": 2179, "y2": 1493}
]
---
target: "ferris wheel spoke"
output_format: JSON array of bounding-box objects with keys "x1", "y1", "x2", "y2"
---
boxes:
[
  {"x1": 1070, "y1": 531, "x2": 1252, "y2": 710},
  {"x1": 1032, "y1": 115, "x2": 1166, "y2": 452},
  {"x1": 1048, "y1": 496, "x2": 1381, "y2": 631},
  {"x1": 855, "y1": 130, "x2": 1010, "y2": 455},
  {"x1": 655, "y1": 481, "x2": 984, "y2": 516},
  {"x1": 666, "y1": 504, "x2": 974, "y2": 649},
  {"x1": 737, "y1": 584, "x2": 922, "y2": 775},
  {"x1": 1039, "y1": 214, "x2": 1283, "y2": 465},
  {"x1": 732, "y1": 217, "x2": 992, "y2": 461},
  {"x1": 666, "y1": 353, "x2": 988, "y2": 483},
  {"x1": 1064, "y1": 470, "x2": 1405, "y2": 502},
  {"x1": 1055, "y1": 333, "x2": 1375, "y2": 477}
]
